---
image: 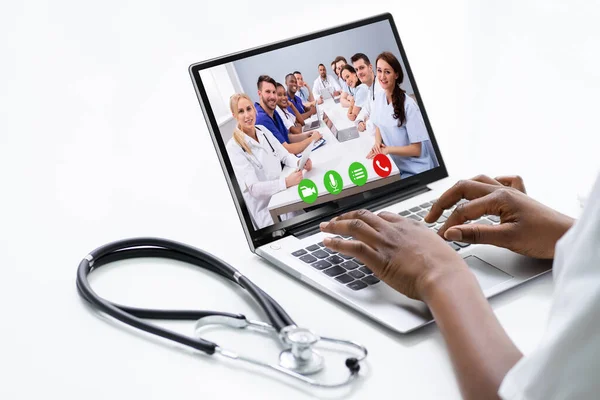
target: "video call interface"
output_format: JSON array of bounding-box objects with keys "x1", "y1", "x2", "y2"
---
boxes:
[{"x1": 199, "y1": 20, "x2": 439, "y2": 231}]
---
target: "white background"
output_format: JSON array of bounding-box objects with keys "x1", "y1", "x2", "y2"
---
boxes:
[{"x1": 1, "y1": 1, "x2": 599, "y2": 399}]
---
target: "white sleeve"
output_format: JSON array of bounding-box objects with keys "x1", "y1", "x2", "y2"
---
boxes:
[
  {"x1": 354, "y1": 85, "x2": 369, "y2": 108},
  {"x1": 312, "y1": 79, "x2": 321, "y2": 99},
  {"x1": 498, "y1": 173, "x2": 600, "y2": 400},
  {"x1": 331, "y1": 77, "x2": 341, "y2": 91},
  {"x1": 227, "y1": 141, "x2": 286, "y2": 197},
  {"x1": 404, "y1": 96, "x2": 429, "y2": 144}
]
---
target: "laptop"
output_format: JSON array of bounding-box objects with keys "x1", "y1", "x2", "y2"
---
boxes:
[
  {"x1": 322, "y1": 110, "x2": 359, "y2": 142},
  {"x1": 188, "y1": 13, "x2": 553, "y2": 334},
  {"x1": 302, "y1": 101, "x2": 320, "y2": 132}
]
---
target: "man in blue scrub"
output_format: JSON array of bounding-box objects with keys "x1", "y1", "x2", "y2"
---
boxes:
[
  {"x1": 255, "y1": 75, "x2": 315, "y2": 155},
  {"x1": 292, "y1": 71, "x2": 316, "y2": 108},
  {"x1": 285, "y1": 73, "x2": 315, "y2": 121}
]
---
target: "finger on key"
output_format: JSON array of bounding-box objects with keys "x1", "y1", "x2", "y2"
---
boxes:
[
  {"x1": 443, "y1": 219, "x2": 512, "y2": 246},
  {"x1": 331, "y1": 209, "x2": 389, "y2": 232},
  {"x1": 376, "y1": 210, "x2": 404, "y2": 224},
  {"x1": 495, "y1": 175, "x2": 527, "y2": 194},
  {"x1": 425, "y1": 180, "x2": 500, "y2": 223},
  {"x1": 470, "y1": 174, "x2": 502, "y2": 186},
  {"x1": 322, "y1": 236, "x2": 384, "y2": 270},
  {"x1": 437, "y1": 196, "x2": 497, "y2": 238},
  {"x1": 320, "y1": 213, "x2": 383, "y2": 245}
]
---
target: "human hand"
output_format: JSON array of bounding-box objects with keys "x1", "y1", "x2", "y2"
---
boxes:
[
  {"x1": 366, "y1": 142, "x2": 384, "y2": 159},
  {"x1": 304, "y1": 159, "x2": 312, "y2": 171},
  {"x1": 425, "y1": 175, "x2": 575, "y2": 259},
  {"x1": 358, "y1": 121, "x2": 366, "y2": 132},
  {"x1": 318, "y1": 96, "x2": 324, "y2": 104},
  {"x1": 320, "y1": 210, "x2": 469, "y2": 301},
  {"x1": 285, "y1": 170, "x2": 303, "y2": 188},
  {"x1": 309, "y1": 131, "x2": 322, "y2": 141}
]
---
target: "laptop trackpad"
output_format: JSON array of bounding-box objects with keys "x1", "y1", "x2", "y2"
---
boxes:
[{"x1": 464, "y1": 255, "x2": 513, "y2": 290}]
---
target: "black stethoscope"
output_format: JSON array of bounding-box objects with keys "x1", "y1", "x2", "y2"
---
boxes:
[{"x1": 76, "y1": 237, "x2": 368, "y2": 388}]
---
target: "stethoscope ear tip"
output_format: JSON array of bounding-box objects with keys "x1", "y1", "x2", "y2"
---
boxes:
[{"x1": 345, "y1": 357, "x2": 360, "y2": 373}]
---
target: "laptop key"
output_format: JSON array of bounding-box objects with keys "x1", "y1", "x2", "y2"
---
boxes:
[
  {"x1": 363, "y1": 275, "x2": 380, "y2": 285},
  {"x1": 326, "y1": 255, "x2": 344, "y2": 265},
  {"x1": 420, "y1": 202, "x2": 432, "y2": 208},
  {"x1": 409, "y1": 206, "x2": 421, "y2": 212},
  {"x1": 359, "y1": 266, "x2": 373, "y2": 275},
  {"x1": 312, "y1": 250, "x2": 329, "y2": 259},
  {"x1": 454, "y1": 241, "x2": 470, "y2": 248},
  {"x1": 447, "y1": 241, "x2": 460, "y2": 251},
  {"x1": 398, "y1": 210, "x2": 411, "y2": 217},
  {"x1": 300, "y1": 254, "x2": 318, "y2": 263},
  {"x1": 347, "y1": 280, "x2": 368, "y2": 291},
  {"x1": 474, "y1": 219, "x2": 493, "y2": 225},
  {"x1": 349, "y1": 270, "x2": 365, "y2": 279},
  {"x1": 354, "y1": 259, "x2": 364, "y2": 266},
  {"x1": 407, "y1": 214, "x2": 422, "y2": 221},
  {"x1": 335, "y1": 274, "x2": 354, "y2": 284},
  {"x1": 417, "y1": 210, "x2": 429, "y2": 218},
  {"x1": 292, "y1": 249, "x2": 307, "y2": 257},
  {"x1": 437, "y1": 215, "x2": 448, "y2": 223},
  {"x1": 339, "y1": 253, "x2": 354, "y2": 260},
  {"x1": 323, "y1": 265, "x2": 346, "y2": 277},
  {"x1": 487, "y1": 215, "x2": 500, "y2": 223},
  {"x1": 341, "y1": 260, "x2": 359, "y2": 270},
  {"x1": 306, "y1": 244, "x2": 320, "y2": 251},
  {"x1": 311, "y1": 260, "x2": 332, "y2": 270},
  {"x1": 324, "y1": 248, "x2": 338, "y2": 254},
  {"x1": 317, "y1": 241, "x2": 325, "y2": 247}
]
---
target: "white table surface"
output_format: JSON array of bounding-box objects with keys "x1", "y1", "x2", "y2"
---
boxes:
[
  {"x1": 268, "y1": 98, "x2": 399, "y2": 215},
  {"x1": 2, "y1": 1, "x2": 600, "y2": 399}
]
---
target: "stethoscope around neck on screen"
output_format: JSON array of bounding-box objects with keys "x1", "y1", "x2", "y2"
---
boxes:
[{"x1": 242, "y1": 126, "x2": 278, "y2": 170}]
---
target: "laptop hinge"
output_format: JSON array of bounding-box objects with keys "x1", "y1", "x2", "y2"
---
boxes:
[{"x1": 289, "y1": 184, "x2": 431, "y2": 239}]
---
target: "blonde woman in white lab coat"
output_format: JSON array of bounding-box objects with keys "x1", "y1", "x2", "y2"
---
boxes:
[{"x1": 226, "y1": 93, "x2": 312, "y2": 230}]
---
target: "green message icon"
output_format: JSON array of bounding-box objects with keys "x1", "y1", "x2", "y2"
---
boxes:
[
  {"x1": 324, "y1": 170, "x2": 343, "y2": 195},
  {"x1": 298, "y1": 179, "x2": 318, "y2": 204},
  {"x1": 348, "y1": 162, "x2": 368, "y2": 186}
]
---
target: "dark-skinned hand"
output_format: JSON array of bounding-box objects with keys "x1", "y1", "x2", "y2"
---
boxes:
[{"x1": 425, "y1": 174, "x2": 575, "y2": 259}]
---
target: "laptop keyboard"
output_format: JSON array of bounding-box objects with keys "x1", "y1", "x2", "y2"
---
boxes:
[{"x1": 291, "y1": 199, "x2": 500, "y2": 291}]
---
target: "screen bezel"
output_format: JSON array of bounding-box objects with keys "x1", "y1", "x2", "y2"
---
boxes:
[{"x1": 189, "y1": 12, "x2": 449, "y2": 250}]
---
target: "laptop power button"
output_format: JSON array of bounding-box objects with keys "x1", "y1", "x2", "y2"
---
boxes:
[{"x1": 270, "y1": 244, "x2": 281, "y2": 250}]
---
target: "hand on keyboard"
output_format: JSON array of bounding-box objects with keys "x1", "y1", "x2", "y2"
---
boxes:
[
  {"x1": 425, "y1": 174, "x2": 575, "y2": 259},
  {"x1": 319, "y1": 209, "x2": 468, "y2": 301}
]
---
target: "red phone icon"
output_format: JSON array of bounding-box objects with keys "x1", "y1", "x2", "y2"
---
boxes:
[{"x1": 373, "y1": 154, "x2": 392, "y2": 177}]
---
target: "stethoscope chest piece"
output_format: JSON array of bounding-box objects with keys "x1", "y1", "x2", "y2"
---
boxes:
[{"x1": 279, "y1": 326, "x2": 324, "y2": 375}]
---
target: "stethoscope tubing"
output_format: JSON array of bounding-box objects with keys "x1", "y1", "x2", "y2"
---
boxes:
[{"x1": 76, "y1": 237, "x2": 295, "y2": 355}]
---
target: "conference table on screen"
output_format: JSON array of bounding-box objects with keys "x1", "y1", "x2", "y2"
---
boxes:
[{"x1": 267, "y1": 96, "x2": 401, "y2": 222}]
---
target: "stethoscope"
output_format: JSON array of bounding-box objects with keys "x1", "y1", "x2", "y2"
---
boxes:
[
  {"x1": 242, "y1": 127, "x2": 278, "y2": 170},
  {"x1": 76, "y1": 237, "x2": 368, "y2": 388}
]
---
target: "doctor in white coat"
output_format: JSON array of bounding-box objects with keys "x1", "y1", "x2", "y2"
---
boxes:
[{"x1": 226, "y1": 93, "x2": 312, "y2": 230}]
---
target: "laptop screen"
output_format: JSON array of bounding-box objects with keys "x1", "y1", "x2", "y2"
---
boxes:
[{"x1": 189, "y1": 13, "x2": 447, "y2": 248}]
